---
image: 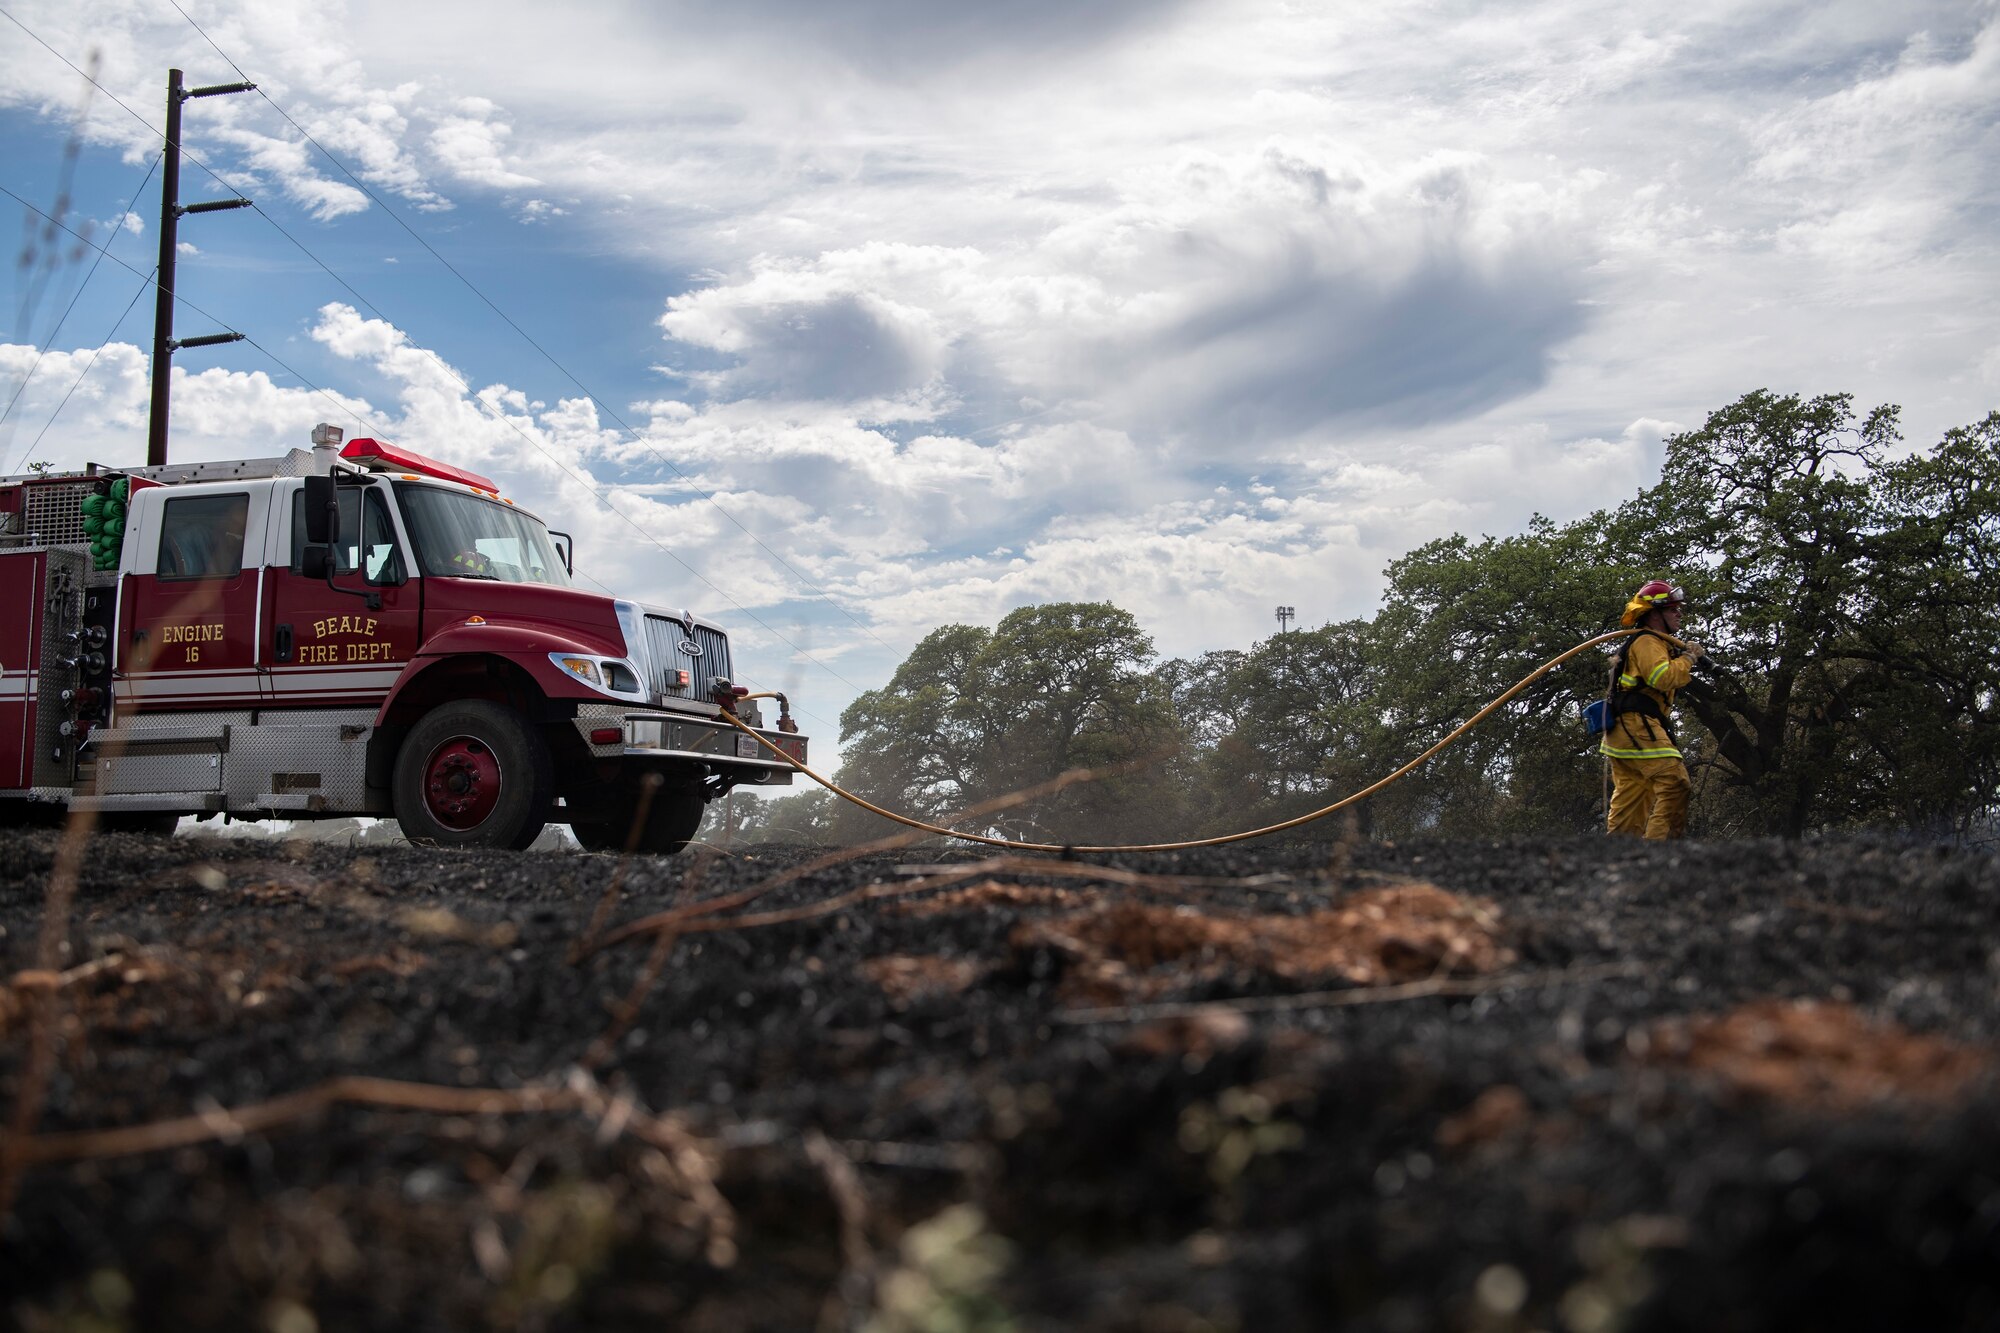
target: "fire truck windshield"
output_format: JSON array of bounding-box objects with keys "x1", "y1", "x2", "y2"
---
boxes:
[{"x1": 394, "y1": 481, "x2": 571, "y2": 586}]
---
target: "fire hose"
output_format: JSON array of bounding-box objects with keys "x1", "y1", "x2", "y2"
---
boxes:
[{"x1": 724, "y1": 627, "x2": 1688, "y2": 854}]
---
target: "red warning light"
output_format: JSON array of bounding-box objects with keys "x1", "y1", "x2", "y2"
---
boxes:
[{"x1": 340, "y1": 438, "x2": 499, "y2": 492}]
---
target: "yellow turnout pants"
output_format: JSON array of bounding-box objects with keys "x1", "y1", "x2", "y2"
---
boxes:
[{"x1": 1607, "y1": 755, "x2": 1689, "y2": 839}]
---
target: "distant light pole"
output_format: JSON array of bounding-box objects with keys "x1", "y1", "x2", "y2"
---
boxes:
[{"x1": 1271, "y1": 605, "x2": 1300, "y2": 795}]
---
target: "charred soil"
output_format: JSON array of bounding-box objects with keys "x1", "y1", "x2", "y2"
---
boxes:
[{"x1": 3, "y1": 829, "x2": 1998, "y2": 1331}]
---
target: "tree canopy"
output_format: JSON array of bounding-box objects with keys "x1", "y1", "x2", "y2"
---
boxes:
[{"x1": 743, "y1": 391, "x2": 2000, "y2": 846}]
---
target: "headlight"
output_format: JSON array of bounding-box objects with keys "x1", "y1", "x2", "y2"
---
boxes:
[
  {"x1": 556, "y1": 656, "x2": 600, "y2": 685},
  {"x1": 548, "y1": 652, "x2": 645, "y2": 699}
]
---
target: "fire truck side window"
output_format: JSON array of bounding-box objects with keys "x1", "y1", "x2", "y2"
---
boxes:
[
  {"x1": 157, "y1": 493, "x2": 249, "y2": 581},
  {"x1": 290, "y1": 487, "x2": 405, "y2": 585}
]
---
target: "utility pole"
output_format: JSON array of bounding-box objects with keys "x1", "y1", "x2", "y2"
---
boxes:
[
  {"x1": 1275, "y1": 605, "x2": 1295, "y2": 634},
  {"x1": 147, "y1": 67, "x2": 256, "y2": 467}
]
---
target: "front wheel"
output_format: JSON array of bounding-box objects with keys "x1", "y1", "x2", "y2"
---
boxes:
[
  {"x1": 393, "y1": 701, "x2": 554, "y2": 850},
  {"x1": 571, "y1": 779, "x2": 707, "y2": 855}
]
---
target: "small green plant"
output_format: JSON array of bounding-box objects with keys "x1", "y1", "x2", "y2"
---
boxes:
[
  {"x1": 15, "y1": 1267, "x2": 133, "y2": 1333},
  {"x1": 489, "y1": 1181, "x2": 618, "y2": 1329},
  {"x1": 1179, "y1": 1086, "x2": 1306, "y2": 1189},
  {"x1": 865, "y1": 1203, "x2": 1017, "y2": 1333}
]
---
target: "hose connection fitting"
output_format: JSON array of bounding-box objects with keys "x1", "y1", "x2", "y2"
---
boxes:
[
  {"x1": 709, "y1": 676, "x2": 750, "y2": 715},
  {"x1": 734, "y1": 689, "x2": 798, "y2": 731}
]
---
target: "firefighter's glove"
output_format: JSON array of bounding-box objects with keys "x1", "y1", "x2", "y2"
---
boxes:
[{"x1": 1680, "y1": 640, "x2": 1704, "y2": 664}]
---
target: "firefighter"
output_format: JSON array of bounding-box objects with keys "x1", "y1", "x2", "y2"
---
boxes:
[
  {"x1": 1601, "y1": 579, "x2": 1703, "y2": 839},
  {"x1": 449, "y1": 549, "x2": 494, "y2": 578}
]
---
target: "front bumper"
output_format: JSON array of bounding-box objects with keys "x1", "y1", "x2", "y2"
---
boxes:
[{"x1": 571, "y1": 705, "x2": 806, "y2": 785}]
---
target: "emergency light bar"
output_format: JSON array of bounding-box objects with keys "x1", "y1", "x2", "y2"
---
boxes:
[{"x1": 339, "y1": 438, "x2": 499, "y2": 493}]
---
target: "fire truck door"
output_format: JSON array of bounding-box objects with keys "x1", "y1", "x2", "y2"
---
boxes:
[
  {"x1": 263, "y1": 483, "x2": 419, "y2": 707},
  {"x1": 116, "y1": 490, "x2": 265, "y2": 713},
  {"x1": 1, "y1": 550, "x2": 48, "y2": 786}
]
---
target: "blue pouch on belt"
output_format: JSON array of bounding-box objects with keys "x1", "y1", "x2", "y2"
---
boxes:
[{"x1": 1583, "y1": 698, "x2": 1611, "y2": 738}]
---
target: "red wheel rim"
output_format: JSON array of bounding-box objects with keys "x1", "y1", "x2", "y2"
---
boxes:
[{"x1": 422, "y1": 735, "x2": 502, "y2": 831}]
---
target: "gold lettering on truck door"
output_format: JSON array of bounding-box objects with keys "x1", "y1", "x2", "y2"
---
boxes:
[
  {"x1": 305, "y1": 613, "x2": 402, "y2": 665},
  {"x1": 159, "y1": 622, "x2": 224, "y2": 659}
]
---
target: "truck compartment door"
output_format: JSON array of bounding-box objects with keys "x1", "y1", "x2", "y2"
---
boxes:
[{"x1": 1, "y1": 549, "x2": 48, "y2": 789}]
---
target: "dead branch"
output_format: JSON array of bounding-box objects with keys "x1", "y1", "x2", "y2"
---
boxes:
[
  {"x1": 578, "y1": 763, "x2": 1140, "y2": 962},
  {"x1": 0, "y1": 805, "x2": 101, "y2": 1218},
  {"x1": 6, "y1": 951, "x2": 129, "y2": 994},
  {"x1": 576, "y1": 846, "x2": 722, "y2": 1068},
  {"x1": 1051, "y1": 961, "x2": 1651, "y2": 1025},
  {"x1": 889, "y1": 855, "x2": 1344, "y2": 893},
  {"x1": 7, "y1": 1069, "x2": 737, "y2": 1264},
  {"x1": 15, "y1": 1075, "x2": 582, "y2": 1164},
  {"x1": 836, "y1": 1140, "x2": 989, "y2": 1173},
  {"x1": 579, "y1": 925, "x2": 681, "y2": 1070},
  {"x1": 806, "y1": 1130, "x2": 875, "y2": 1333}
]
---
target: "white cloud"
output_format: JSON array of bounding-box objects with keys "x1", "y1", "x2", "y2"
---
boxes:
[
  {"x1": 1750, "y1": 20, "x2": 2000, "y2": 268},
  {"x1": 0, "y1": 342, "x2": 150, "y2": 472},
  {"x1": 429, "y1": 98, "x2": 539, "y2": 190},
  {"x1": 658, "y1": 143, "x2": 1592, "y2": 449}
]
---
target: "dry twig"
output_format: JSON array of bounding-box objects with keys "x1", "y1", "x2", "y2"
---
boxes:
[
  {"x1": 806, "y1": 1130, "x2": 876, "y2": 1333},
  {"x1": 578, "y1": 765, "x2": 1131, "y2": 961},
  {"x1": 1052, "y1": 961, "x2": 1651, "y2": 1024},
  {"x1": 0, "y1": 806, "x2": 99, "y2": 1218},
  {"x1": 7, "y1": 1070, "x2": 738, "y2": 1265}
]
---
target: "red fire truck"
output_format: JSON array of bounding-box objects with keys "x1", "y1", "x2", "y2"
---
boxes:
[{"x1": 0, "y1": 425, "x2": 806, "y2": 850}]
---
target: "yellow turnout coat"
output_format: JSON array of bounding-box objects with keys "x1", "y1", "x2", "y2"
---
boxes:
[{"x1": 1599, "y1": 631, "x2": 1692, "y2": 760}]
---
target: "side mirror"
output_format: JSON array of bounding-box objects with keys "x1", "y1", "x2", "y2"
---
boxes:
[
  {"x1": 549, "y1": 530, "x2": 574, "y2": 575},
  {"x1": 302, "y1": 475, "x2": 340, "y2": 546},
  {"x1": 299, "y1": 545, "x2": 331, "y2": 579}
]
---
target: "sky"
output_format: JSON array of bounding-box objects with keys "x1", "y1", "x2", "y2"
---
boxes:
[{"x1": 3, "y1": 0, "x2": 1998, "y2": 767}]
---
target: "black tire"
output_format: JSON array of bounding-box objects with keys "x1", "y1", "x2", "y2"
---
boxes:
[
  {"x1": 98, "y1": 812, "x2": 181, "y2": 836},
  {"x1": 0, "y1": 801, "x2": 64, "y2": 830},
  {"x1": 571, "y1": 781, "x2": 707, "y2": 855},
  {"x1": 392, "y1": 701, "x2": 553, "y2": 850}
]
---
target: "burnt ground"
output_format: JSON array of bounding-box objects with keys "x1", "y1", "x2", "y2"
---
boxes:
[{"x1": 2, "y1": 829, "x2": 1998, "y2": 1332}]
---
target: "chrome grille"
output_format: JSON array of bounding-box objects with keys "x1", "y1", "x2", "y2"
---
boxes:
[{"x1": 643, "y1": 615, "x2": 733, "y2": 699}]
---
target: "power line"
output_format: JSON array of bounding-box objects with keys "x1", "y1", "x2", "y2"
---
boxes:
[
  {"x1": 9, "y1": 267, "x2": 155, "y2": 473},
  {"x1": 0, "y1": 181, "x2": 380, "y2": 432},
  {"x1": 2, "y1": 151, "x2": 160, "y2": 454},
  {"x1": 0, "y1": 8, "x2": 864, "y2": 703}
]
